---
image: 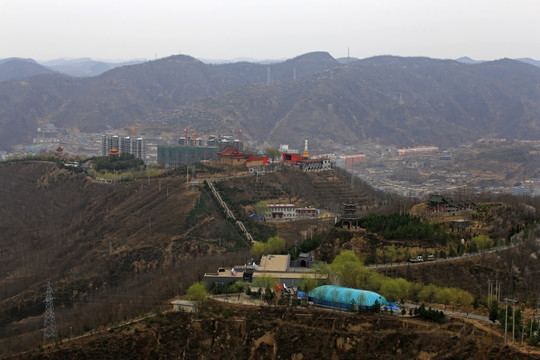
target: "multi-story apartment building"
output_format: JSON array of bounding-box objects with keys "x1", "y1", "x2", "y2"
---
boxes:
[{"x1": 101, "y1": 135, "x2": 145, "y2": 160}]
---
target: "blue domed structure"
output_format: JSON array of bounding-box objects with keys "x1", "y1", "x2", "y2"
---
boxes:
[{"x1": 308, "y1": 285, "x2": 388, "y2": 311}]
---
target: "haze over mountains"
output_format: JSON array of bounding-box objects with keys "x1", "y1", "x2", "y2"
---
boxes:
[
  {"x1": 0, "y1": 58, "x2": 55, "y2": 82},
  {"x1": 0, "y1": 52, "x2": 540, "y2": 151}
]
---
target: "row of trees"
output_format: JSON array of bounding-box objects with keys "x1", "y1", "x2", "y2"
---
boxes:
[
  {"x1": 367, "y1": 234, "x2": 496, "y2": 265},
  {"x1": 250, "y1": 236, "x2": 287, "y2": 257},
  {"x1": 84, "y1": 154, "x2": 144, "y2": 171},
  {"x1": 321, "y1": 251, "x2": 475, "y2": 309}
]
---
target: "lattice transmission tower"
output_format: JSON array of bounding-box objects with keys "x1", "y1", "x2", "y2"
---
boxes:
[{"x1": 43, "y1": 281, "x2": 58, "y2": 344}]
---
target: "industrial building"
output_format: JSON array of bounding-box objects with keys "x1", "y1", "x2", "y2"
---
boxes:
[
  {"x1": 308, "y1": 285, "x2": 388, "y2": 311},
  {"x1": 157, "y1": 145, "x2": 218, "y2": 168},
  {"x1": 101, "y1": 135, "x2": 145, "y2": 160}
]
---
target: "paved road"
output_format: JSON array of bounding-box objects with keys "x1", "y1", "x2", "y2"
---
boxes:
[
  {"x1": 402, "y1": 302, "x2": 493, "y2": 323},
  {"x1": 368, "y1": 238, "x2": 523, "y2": 270}
]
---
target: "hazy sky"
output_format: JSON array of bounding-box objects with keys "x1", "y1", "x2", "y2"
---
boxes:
[{"x1": 2, "y1": 0, "x2": 540, "y2": 62}]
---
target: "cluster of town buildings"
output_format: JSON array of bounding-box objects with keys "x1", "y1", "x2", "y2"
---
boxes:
[
  {"x1": 101, "y1": 135, "x2": 145, "y2": 159},
  {"x1": 6, "y1": 124, "x2": 540, "y2": 198}
]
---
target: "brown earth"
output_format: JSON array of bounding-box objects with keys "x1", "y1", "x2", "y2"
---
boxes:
[
  {"x1": 16, "y1": 301, "x2": 537, "y2": 360},
  {"x1": 0, "y1": 161, "x2": 249, "y2": 355}
]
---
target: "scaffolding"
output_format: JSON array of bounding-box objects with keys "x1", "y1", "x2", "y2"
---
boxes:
[{"x1": 157, "y1": 145, "x2": 218, "y2": 168}]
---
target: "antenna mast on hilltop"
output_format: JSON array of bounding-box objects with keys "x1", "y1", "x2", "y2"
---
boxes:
[
  {"x1": 266, "y1": 67, "x2": 272, "y2": 85},
  {"x1": 43, "y1": 281, "x2": 58, "y2": 344}
]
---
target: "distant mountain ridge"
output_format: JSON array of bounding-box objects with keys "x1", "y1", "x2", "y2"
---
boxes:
[
  {"x1": 0, "y1": 52, "x2": 540, "y2": 151},
  {"x1": 0, "y1": 58, "x2": 55, "y2": 81},
  {"x1": 40, "y1": 58, "x2": 146, "y2": 77},
  {"x1": 456, "y1": 56, "x2": 540, "y2": 68}
]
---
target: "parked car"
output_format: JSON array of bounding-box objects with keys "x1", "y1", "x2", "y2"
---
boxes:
[{"x1": 408, "y1": 255, "x2": 424, "y2": 263}]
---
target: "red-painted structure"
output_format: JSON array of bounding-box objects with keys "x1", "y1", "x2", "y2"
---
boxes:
[
  {"x1": 247, "y1": 155, "x2": 269, "y2": 165},
  {"x1": 282, "y1": 153, "x2": 302, "y2": 163}
]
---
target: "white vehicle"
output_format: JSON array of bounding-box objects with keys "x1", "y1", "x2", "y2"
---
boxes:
[{"x1": 408, "y1": 255, "x2": 424, "y2": 263}]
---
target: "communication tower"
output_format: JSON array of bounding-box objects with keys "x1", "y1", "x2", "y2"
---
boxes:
[{"x1": 266, "y1": 67, "x2": 272, "y2": 84}]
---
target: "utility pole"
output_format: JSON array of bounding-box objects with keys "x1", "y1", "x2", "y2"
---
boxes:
[
  {"x1": 513, "y1": 302, "x2": 516, "y2": 343},
  {"x1": 43, "y1": 282, "x2": 58, "y2": 344},
  {"x1": 503, "y1": 298, "x2": 517, "y2": 344}
]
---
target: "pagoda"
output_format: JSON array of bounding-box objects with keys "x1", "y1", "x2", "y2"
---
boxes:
[
  {"x1": 338, "y1": 201, "x2": 362, "y2": 228},
  {"x1": 108, "y1": 147, "x2": 119, "y2": 157}
]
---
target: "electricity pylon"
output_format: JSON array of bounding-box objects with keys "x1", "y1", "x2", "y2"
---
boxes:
[{"x1": 43, "y1": 281, "x2": 58, "y2": 344}]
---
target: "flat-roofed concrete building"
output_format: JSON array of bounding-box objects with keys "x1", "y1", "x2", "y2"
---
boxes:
[
  {"x1": 265, "y1": 204, "x2": 297, "y2": 220},
  {"x1": 299, "y1": 158, "x2": 331, "y2": 172},
  {"x1": 204, "y1": 253, "x2": 326, "y2": 288}
]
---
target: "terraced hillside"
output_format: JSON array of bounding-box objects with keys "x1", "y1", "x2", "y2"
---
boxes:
[{"x1": 217, "y1": 167, "x2": 384, "y2": 213}]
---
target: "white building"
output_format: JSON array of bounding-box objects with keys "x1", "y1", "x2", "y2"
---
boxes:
[
  {"x1": 265, "y1": 204, "x2": 297, "y2": 220},
  {"x1": 101, "y1": 135, "x2": 145, "y2": 160}
]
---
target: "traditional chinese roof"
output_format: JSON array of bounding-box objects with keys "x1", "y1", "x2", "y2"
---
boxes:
[{"x1": 217, "y1": 145, "x2": 245, "y2": 158}]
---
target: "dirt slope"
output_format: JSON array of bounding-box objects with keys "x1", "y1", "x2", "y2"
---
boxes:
[
  {"x1": 19, "y1": 301, "x2": 536, "y2": 360},
  {"x1": 0, "y1": 161, "x2": 247, "y2": 354}
]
